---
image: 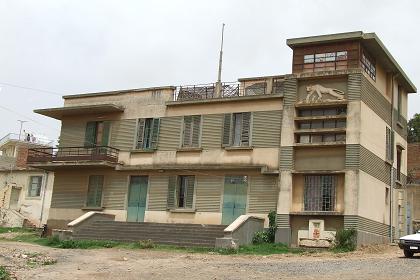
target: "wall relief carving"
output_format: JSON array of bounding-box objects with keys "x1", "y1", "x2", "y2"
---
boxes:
[{"x1": 305, "y1": 84, "x2": 345, "y2": 102}]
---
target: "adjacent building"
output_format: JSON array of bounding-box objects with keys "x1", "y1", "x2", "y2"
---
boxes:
[
  {"x1": 406, "y1": 142, "x2": 420, "y2": 233},
  {"x1": 29, "y1": 31, "x2": 416, "y2": 246}
]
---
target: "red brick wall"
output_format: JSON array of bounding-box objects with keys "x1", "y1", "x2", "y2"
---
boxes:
[
  {"x1": 408, "y1": 143, "x2": 420, "y2": 183},
  {"x1": 15, "y1": 145, "x2": 28, "y2": 168}
]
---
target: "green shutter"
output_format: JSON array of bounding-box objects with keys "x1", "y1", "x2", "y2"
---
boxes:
[
  {"x1": 185, "y1": 176, "x2": 195, "y2": 208},
  {"x1": 166, "y1": 175, "x2": 177, "y2": 209},
  {"x1": 87, "y1": 175, "x2": 104, "y2": 207},
  {"x1": 192, "y1": 116, "x2": 201, "y2": 147},
  {"x1": 391, "y1": 131, "x2": 395, "y2": 160},
  {"x1": 151, "y1": 118, "x2": 160, "y2": 149},
  {"x1": 136, "y1": 119, "x2": 145, "y2": 149},
  {"x1": 222, "y1": 114, "x2": 232, "y2": 147},
  {"x1": 182, "y1": 116, "x2": 193, "y2": 147},
  {"x1": 101, "y1": 121, "x2": 111, "y2": 146},
  {"x1": 241, "y1": 112, "x2": 251, "y2": 146},
  {"x1": 84, "y1": 122, "x2": 97, "y2": 147}
]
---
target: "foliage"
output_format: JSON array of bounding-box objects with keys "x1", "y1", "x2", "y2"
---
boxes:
[
  {"x1": 0, "y1": 227, "x2": 35, "y2": 234},
  {"x1": 252, "y1": 210, "x2": 277, "y2": 244},
  {"x1": 132, "y1": 239, "x2": 155, "y2": 249},
  {"x1": 0, "y1": 266, "x2": 10, "y2": 280},
  {"x1": 408, "y1": 113, "x2": 420, "y2": 143},
  {"x1": 332, "y1": 229, "x2": 357, "y2": 252}
]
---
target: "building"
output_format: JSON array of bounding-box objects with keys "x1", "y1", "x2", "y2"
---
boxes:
[
  {"x1": 0, "y1": 133, "x2": 54, "y2": 227},
  {"x1": 29, "y1": 31, "x2": 416, "y2": 246},
  {"x1": 406, "y1": 142, "x2": 420, "y2": 233}
]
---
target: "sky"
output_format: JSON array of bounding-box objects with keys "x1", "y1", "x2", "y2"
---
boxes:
[{"x1": 1, "y1": 0, "x2": 419, "y2": 142}]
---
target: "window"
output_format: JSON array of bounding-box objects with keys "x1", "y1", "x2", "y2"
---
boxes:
[
  {"x1": 385, "y1": 127, "x2": 394, "y2": 161},
  {"x1": 298, "y1": 119, "x2": 346, "y2": 130},
  {"x1": 86, "y1": 175, "x2": 104, "y2": 207},
  {"x1": 304, "y1": 175, "x2": 336, "y2": 211},
  {"x1": 298, "y1": 107, "x2": 347, "y2": 117},
  {"x1": 361, "y1": 51, "x2": 376, "y2": 80},
  {"x1": 397, "y1": 86, "x2": 402, "y2": 118},
  {"x1": 182, "y1": 115, "x2": 201, "y2": 148},
  {"x1": 298, "y1": 133, "x2": 345, "y2": 143},
  {"x1": 397, "y1": 148, "x2": 402, "y2": 181},
  {"x1": 85, "y1": 121, "x2": 111, "y2": 147},
  {"x1": 303, "y1": 51, "x2": 348, "y2": 72},
  {"x1": 28, "y1": 176, "x2": 42, "y2": 197},
  {"x1": 136, "y1": 118, "x2": 160, "y2": 150},
  {"x1": 167, "y1": 175, "x2": 195, "y2": 209},
  {"x1": 222, "y1": 112, "x2": 251, "y2": 147}
]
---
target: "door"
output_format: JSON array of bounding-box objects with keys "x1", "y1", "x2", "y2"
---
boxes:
[
  {"x1": 222, "y1": 176, "x2": 248, "y2": 225},
  {"x1": 9, "y1": 187, "x2": 21, "y2": 210},
  {"x1": 127, "y1": 176, "x2": 148, "y2": 222}
]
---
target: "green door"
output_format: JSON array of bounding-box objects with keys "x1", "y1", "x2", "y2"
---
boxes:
[
  {"x1": 222, "y1": 176, "x2": 248, "y2": 225},
  {"x1": 127, "y1": 176, "x2": 148, "y2": 222}
]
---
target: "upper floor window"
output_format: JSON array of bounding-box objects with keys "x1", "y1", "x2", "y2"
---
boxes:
[
  {"x1": 28, "y1": 176, "x2": 42, "y2": 197},
  {"x1": 304, "y1": 175, "x2": 336, "y2": 212},
  {"x1": 385, "y1": 127, "x2": 394, "y2": 161},
  {"x1": 396, "y1": 147, "x2": 402, "y2": 182},
  {"x1": 303, "y1": 51, "x2": 348, "y2": 72},
  {"x1": 85, "y1": 121, "x2": 111, "y2": 147},
  {"x1": 182, "y1": 115, "x2": 201, "y2": 148},
  {"x1": 136, "y1": 118, "x2": 160, "y2": 150},
  {"x1": 361, "y1": 51, "x2": 376, "y2": 81},
  {"x1": 298, "y1": 107, "x2": 346, "y2": 117},
  {"x1": 298, "y1": 119, "x2": 346, "y2": 130},
  {"x1": 298, "y1": 133, "x2": 345, "y2": 144},
  {"x1": 222, "y1": 112, "x2": 251, "y2": 147},
  {"x1": 397, "y1": 86, "x2": 402, "y2": 118},
  {"x1": 86, "y1": 175, "x2": 104, "y2": 207}
]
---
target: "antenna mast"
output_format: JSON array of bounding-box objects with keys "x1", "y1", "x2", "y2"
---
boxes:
[{"x1": 215, "y1": 23, "x2": 225, "y2": 97}]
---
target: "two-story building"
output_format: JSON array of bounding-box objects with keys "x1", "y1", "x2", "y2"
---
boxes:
[{"x1": 29, "y1": 31, "x2": 416, "y2": 246}]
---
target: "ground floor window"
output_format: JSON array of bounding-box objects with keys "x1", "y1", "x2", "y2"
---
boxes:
[
  {"x1": 28, "y1": 176, "x2": 42, "y2": 197},
  {"x1": 177, "y1": 176, "x2": 195, "y2": 208},
  {"x1": 86, "y1": 175, "x2": 104, "y2": 207},
  {"x1": 304, "y1": 175, "x2": 336, "y2": 211}
]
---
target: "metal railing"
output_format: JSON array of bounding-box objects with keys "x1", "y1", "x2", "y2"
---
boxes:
[
  {"x1": 27, "y1": 146, "x2": 120, "y2": 164},
  {"x1": 174, "y1": 81, "x2": 277, "y2": 101},
  {"x1": 0, "y1": 133, "x2": 54, "y2": 147}
]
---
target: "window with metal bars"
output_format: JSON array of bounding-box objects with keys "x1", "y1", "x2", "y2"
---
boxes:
[{"x1": 304, "y1": 175, "x2": 336, "y2": 211}]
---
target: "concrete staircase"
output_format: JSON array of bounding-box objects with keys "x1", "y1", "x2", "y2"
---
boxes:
[{"x1": 72, "y1": 220, "x2": 226, "y2": 247}]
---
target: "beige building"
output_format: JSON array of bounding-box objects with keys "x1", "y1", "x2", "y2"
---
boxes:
[
  {"x1": 30, "y1": 31, "x2": 416, "y2": 246},
  {"x1": 0, "y1": 133, "x2": 54, "y2": 227}
]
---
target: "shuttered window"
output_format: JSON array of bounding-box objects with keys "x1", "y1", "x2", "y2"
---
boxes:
[
  {"x1": 86, "y1": 175, "x2": 104, "y2": 207},
  {"x1": 136, "y1": 118, "x2": 160, "y2": 150},
  {"x1": 166, "y1": 175, "x2": 195, "y2": 209},
  {"x1": 222, "y1": 112, "x2": 251, "y2": 147},
  {"x1": 182, "y1": 115, "x2": 201, "y2": 148},
  {"x1": 28, "y1": 176, "x2": 42, "y2": 197},
  {"x1": 84, "y1": 121, "x2": 111, "y2": 147},
  {"x1": 386, "y1": 127, "x2": 394, "y2": 161}
]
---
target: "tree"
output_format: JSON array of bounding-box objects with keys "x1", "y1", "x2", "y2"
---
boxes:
[{"x1": 408, "y1": 113, "x2": 420, "y2": 143}]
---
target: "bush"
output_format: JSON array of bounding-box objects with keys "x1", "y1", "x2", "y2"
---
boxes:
[
  {"x1": 252, "y1": 231, "x2": 270, "y2": 244},
  {"x1": 135, "y1": 239, "x2": 155, "y2": 249},
  {"x1": 333, "y1": 229, "x2": 357, "y2": 252},
  {"x1": 252, "y1": 210, "x2": 277, "y2": 244},
  {"x1": 0, "y1": 266, "x2": 10, "y2": 280}
]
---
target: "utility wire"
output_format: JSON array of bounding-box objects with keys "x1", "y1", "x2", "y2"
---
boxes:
[{"x1": 0, "y1": 82, "x2": 64, "y2": 97}]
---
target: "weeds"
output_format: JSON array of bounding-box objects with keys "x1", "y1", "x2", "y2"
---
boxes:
[
  {"x1": 332, "y1": 228, "x2": 357, "y2": 252},
  {"x1": 0, "y1": 266, "x2": 10, "y2": 280}
]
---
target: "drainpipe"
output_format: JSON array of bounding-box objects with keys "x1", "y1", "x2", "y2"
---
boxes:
[
  {"x1": 389, "y1": 73, "x2": 398, "y2": 242},
  {"x1": 39, "y1": 171, "x2": 49, "y2": 227}
]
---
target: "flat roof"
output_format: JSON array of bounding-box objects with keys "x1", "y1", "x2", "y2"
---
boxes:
[
  {"x1": 62, "y1": 86, "x2": 176, "y2": 100},
  {"x1": 34, "y1": 104, "x2": 125, "y2": 120},
  {"x1": 287, "y1": 31, "x2": 416, "y2": 93}
]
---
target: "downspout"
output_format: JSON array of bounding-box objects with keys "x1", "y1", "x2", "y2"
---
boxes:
[
  {"x1": 39, "y1": 171, "x2": 49, "y2": 227},
  {"x1": 389, "y1": 73, "x2": 398, "y2": 242}
]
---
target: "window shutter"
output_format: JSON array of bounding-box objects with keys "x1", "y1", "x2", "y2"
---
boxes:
[
  {"x1": 101, "y1": 121, "x2": 111, "y2": 146},
  {"x1": 151, "y1": 118, "x2": 160, "y2": 149},
  {"x1": 241, "y1": 112, "x2": 251, "y2": 146},
  {"x1": 222, "y1": 114, "x2": 232, "y2": 147},
  {"x1": 166, "y1": 176, "x2": 177, "y2": 209},
  {"x1": 87, "y1": 175, "x2": 103, "y2": 207},
  {"x1": 84, "y1": 122, "x2": 97, "y2": 147},
  {"x1": 185, "y1": 176, "x2": 195, "y2": 208},
  {"x1": 136, "y1": 119, "x2": 145, "y2": 149},
  {"x1": 182, "y1": 116, "x2": 193, "y2": 147},
  {"x1": 191, "y1": 115, "x2": 201, "y2": 147},
  {"x1": 391, "y1": 131, "x2": 395, "y2": 160}
]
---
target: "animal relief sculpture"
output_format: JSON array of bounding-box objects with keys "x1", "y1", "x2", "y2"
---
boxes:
[{"x1": 305, "y1": 84, "x2": 345, "y2": 102}]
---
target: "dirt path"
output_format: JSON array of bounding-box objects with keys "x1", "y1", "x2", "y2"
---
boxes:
[{"x1": 1, "y1": 241, "x2": 420, "y2": 280}]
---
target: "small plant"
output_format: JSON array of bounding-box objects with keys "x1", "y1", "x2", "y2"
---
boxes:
[
  {"x1": 0, "y1": 266, "x2": 10, "y2": 280},
  {"x1": 252, "y1": 231, "x2": 270, "y2": 244},
  {"x1": 252, "y1": 210, "x2": 277, "y2": 244},
  {"x1": 136, "y1": 239, "x2": 155, "y2": 249},
  {"x1": 333, "y1": 228, "x2": 357, "y2": 252},
  {"x1": 42, "y1": 259, "x2": 57, "y2": 266}
]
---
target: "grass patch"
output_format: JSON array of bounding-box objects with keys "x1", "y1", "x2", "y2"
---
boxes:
[
  {"x1": 0, "y1": 227, "x2": 35, "y2": 234},
  {"x1": 0, "y1": 266, "x2": 10, "y2": 280}
]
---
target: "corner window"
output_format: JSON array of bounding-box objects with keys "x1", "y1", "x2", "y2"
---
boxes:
[
  {"x1": 86, "y1": 175, "x2": 104, "y2": 207},
  {"x1": 136, "y1": 118, "x2": 160, "y2": 150},
  {"x1": 361, "y1": 51, "x2": 376, "y2": 80},
  {"x1": 304, "y1": 175, "x2": 336, "y2": 211},
  {"x1": 222, "y1": 112, "x2": 251, "y2": 147},
  {"x1": 28, "y1": 176, "x2": 42, "y2": 197},
  {"x1": 182, "y1": 115, "x2": 201, "y2": 148}
]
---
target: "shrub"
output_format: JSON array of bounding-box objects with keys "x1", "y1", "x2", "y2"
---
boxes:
[
  {"x1": 252, "y1": 210, "x2": 278, "y2": 244},
  {"x1": 136, "y1": 239, "x2": 155, "y2": 249},
  {"x1": 252, "y1": 231, "x2": 270, "y2": 244},
  {"x1": 0, "y1": 266, "x2": 10, "y2": 280},
  {"x1": 333, "y1": 228, "x2": 357, "y2": 252}
]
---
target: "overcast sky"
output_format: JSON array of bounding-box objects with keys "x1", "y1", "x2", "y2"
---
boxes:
[{"x1": 1, "y1": 0, "x2": 419, "y2": 142}]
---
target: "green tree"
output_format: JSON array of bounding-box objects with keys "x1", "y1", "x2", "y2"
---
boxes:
[{"x1": 408, "y1": 113, "x2": 420, "y2": 143}]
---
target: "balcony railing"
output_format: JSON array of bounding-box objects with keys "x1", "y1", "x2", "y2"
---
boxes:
[
  {"x1": 27, "y1": 146, "x2": 119, "y2": 164},
  {"x1": 174, "y1": 81, "x2": 276, "y2": 101}
]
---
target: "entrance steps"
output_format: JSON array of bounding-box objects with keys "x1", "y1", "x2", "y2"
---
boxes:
[{"x1": 72, "y1": 220, "x2": 226, "y2": 247}]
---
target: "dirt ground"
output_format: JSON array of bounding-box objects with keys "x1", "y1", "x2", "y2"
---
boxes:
[{"x1": 1, "y1": 240, "x2": 420, "y2": 280}]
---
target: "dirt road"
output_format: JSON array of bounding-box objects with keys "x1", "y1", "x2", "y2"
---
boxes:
[{"x1": 1, "y1": 241, "x2": 420, "y2": 280}]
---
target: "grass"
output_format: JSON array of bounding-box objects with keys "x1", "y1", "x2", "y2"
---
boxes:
[
  {"x1": 0, "y1": 266, "x2": 10, "y2": 280},
  {"x1": 0, "y1": 227, "x2": 35, "y2": 234}
]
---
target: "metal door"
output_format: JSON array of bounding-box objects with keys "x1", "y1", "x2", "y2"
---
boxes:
[
  {"x1": 222, "y1": 176, "x2": 247, "y2": 225},
  {"x1": 127, "y1": 176, "x2": 148, "y2": 222}
]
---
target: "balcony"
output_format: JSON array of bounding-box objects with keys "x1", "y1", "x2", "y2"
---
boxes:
[{"x1": 27, "y1": 146, "x2": 120, "y2": 170}]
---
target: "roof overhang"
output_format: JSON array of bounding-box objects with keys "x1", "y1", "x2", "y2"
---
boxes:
[
  {"x1": 34, "y1": 104, "x2": 125, "y2": 120},
  {"x1": 287, "y1": 31, "x2": 417, "y2": 93}
]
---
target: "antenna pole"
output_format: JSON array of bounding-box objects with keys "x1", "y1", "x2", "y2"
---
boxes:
[
  {"x1": 17, "y1": 120, "x2": 28, "y2": 141},
  {"x1": 215, "y1": 23, "x2": 225, "y2": 97}
]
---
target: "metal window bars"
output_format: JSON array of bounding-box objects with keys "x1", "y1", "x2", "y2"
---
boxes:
[{"x1": 303, "y1": 175, "x2": 337, "y2": 212}]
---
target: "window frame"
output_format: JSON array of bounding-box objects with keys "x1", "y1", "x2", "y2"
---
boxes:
[
  {"x1": 303, "y1": 175, "x2": 337, "y2": 212},
  {"x1": 222, "y1": 112, "x2": 252, "y2": 147},
  {"x1": 181, "y1": 115, "x2": 202, "y2": 148},
  {"x1": 175, "y1": 175, "x2": 195, "y2": 209},
  {"x1": 86, "y1": 175, "x2": 104, "y2": 208},
  {"x1": 135, "y1": 118, "x2": 160, "y2": 150},
  {"x1": 28, "y1": 176, "x2": 43, "y2": 197}
]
